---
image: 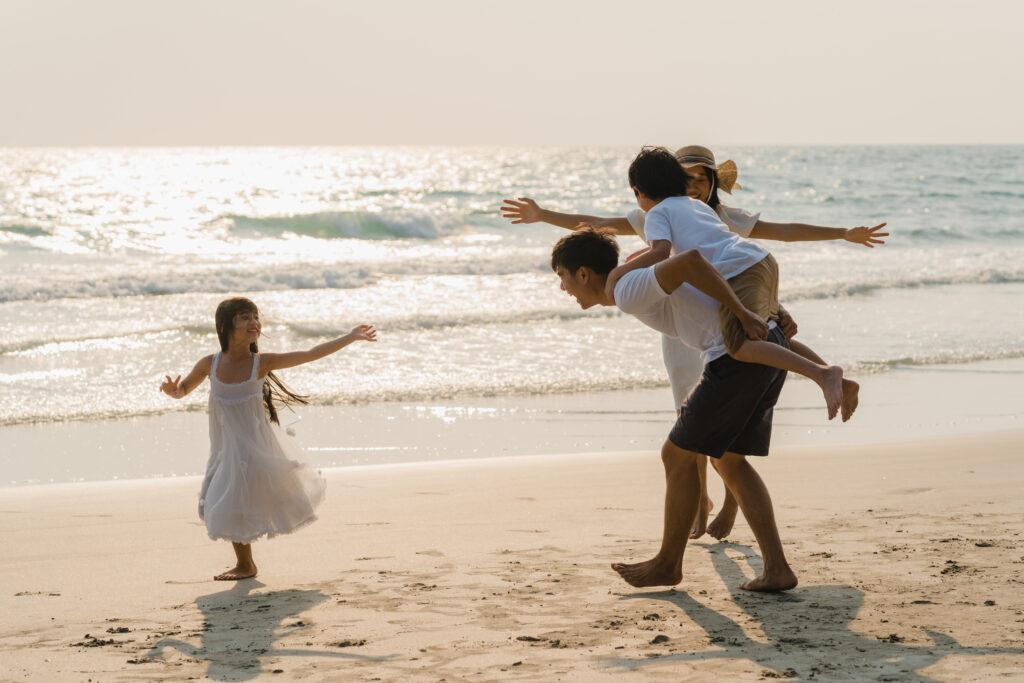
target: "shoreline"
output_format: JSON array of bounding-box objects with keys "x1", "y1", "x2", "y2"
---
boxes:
[{"x1": 3, "y1": 356, "x2": 1023, "y2": 488}]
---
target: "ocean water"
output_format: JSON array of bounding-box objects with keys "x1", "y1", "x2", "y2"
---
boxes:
[{"x1": 2, "y1": 145, "x2": 1023, "y2": 430}]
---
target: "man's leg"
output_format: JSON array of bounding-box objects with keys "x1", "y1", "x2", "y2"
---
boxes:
[
  {"x1": 714, "y1": 452, "x2": 797, "y2": 592},
  {"x1": 612, "y1": 440, "x2": 702, "y2": 588}
]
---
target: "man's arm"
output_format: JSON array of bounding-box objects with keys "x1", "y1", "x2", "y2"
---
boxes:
[
  {"x1": 653, "y1": 250, "x2": 769, "y2": 340},
  {"x1": 749, "y1": 220, "x2": 888, "y2": 247},
  {"x1": 500, "y1": 197, "x2": 636, "y2": 235}
]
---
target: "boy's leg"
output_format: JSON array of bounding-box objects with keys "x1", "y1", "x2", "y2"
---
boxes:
[
  {"x1": 690, "y1": 455, "x2": 714, "y2": 539},
  {"x1": 732, "y1": 340, "x2": 843, "y2": 420},
  {"x1": 215, "y1": 542, "x2": 258, "y2": 581},
  {"x1": 787, "y1": 338, "x2": 859, "y2": 422},
  {"x1": 612, "y1": 440, "x2": 702, "y2": 587},
  {"x1": 714, "y1": 453, "x2": 797, "y2": 592}
]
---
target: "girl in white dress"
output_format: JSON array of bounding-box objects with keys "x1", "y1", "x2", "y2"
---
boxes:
[{"x1": 160, "y1": 297, "x2": 376, "y2": 580}]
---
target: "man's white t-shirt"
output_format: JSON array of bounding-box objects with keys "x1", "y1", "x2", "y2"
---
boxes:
[
  {"x1": 644, "y1": 196, "x2": 768, "y2": 279},
  {"x1": 614, "y1": 266, "x2": 729, "y2": 365}
]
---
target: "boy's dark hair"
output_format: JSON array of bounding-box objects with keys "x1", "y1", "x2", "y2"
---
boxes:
[
  {"x1": 628, "y1": 146, "x2": 689, "y2": 201},
  {"x1": 550, "y1": 228, "x2": 620, "y2": 275}
]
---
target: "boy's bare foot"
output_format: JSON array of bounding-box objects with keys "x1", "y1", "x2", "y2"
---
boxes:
[
  {"x1": 739, "y1": 565, "x2": 798, "y2": 592},
  {"x1": 840, "y1": 379, "x2": 859, "y2": 422},
  {"x1": 610, "y1": 558, "x2": 681, "y2": 588},
  {"x1": 818, "y1": 365, "x2": 844, "y2": 420},
  {"x1": 707, "y1": 502, "x2": 738, "y2": 540},
  {"x1": 214, "y1": 564, "x2": 257, "y2": 581},
  {"x1": 689, "y1": 496, "x2": 714, "y2": 539}
]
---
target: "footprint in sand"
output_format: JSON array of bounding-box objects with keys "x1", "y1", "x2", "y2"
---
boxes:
[{"x1": 415, "y1": 550, "x2": 446, "y2": 557}]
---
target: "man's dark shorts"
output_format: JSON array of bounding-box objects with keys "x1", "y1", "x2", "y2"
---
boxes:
[{"x1": 668, "y1": 326, "x2": 788, "y2": 459}]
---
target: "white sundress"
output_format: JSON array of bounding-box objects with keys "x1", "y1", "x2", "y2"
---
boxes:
[{"x1": 198, "y1": 352, "x2": 326, "y2": 544}]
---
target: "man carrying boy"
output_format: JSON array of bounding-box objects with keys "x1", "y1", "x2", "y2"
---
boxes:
[{"x1": 550, "y1": 228, "x2": 797, "y2": 591}]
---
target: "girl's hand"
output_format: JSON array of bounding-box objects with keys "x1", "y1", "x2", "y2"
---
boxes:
[
  {"x1": 739, "y1": 310, "x2": 770, "y2": 341},
  {"x1": 349, "y1": 324, "x2": 377, "y2": 342},
  {"x1": 160, "y1": 374, "x2": 183, "y2": 398},
  {"x1": 500, "y1": 197, "x2": 543, "y2": 224},
  {"x1": 843, "y1": 222, "x2": 888, "y2": 247}
]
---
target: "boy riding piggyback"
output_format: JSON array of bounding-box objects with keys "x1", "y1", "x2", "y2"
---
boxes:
[{"x1": 608, "y1": 147, "x2": 858, "y2": 421}]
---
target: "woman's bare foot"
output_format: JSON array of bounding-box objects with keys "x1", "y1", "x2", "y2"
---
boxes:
[
  {"x1": 840, "y1": 379, "x2": 859, "y2": 422},
  {"x1": 214, "y1": 563, "x2": 257, "y2": 581},
  {"x1": 707, "y1": 501, "x2": 738, "y2": 540},
  {"x1": 610, "y1": 558, "x2": 681, "y2": 588},
  {"x1": 816, "y1": 365, "x2": 844, "y2": 420},
  {"x1": 689, "y1": 496, "x2": 714, "y2": 539},
  {"x1": 739, "y1": 565, "x2": 798, "y2": 592}
]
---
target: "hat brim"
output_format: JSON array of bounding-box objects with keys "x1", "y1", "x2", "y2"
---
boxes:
[{"x1": 678, "y1": 157, "x2": 741, "y2": 194}]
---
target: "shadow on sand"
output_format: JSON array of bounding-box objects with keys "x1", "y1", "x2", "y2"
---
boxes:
[
  {"x1": 144, "y1": 580, "x2": 394, "y2": 681},
  {"x1": 603, "y1": 543, "x2": 1023, "y2": 681}
]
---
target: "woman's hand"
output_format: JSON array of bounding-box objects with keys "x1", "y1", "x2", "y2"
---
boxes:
[
  {"x1": 777, "y1": 306, "x2": 798, "y2": 339},
  {"x1": 625, "y1": 247, "x2": 651, "y2": 262},
  {"x1": 500, "y1": 197, "x2": 543, "y2": 224},
  {"x1": 843, "y1": 222, "x2": 888, "y2": 247},
  {"x1": 349, "y1": 324, "x2": 378, "y2": 342}
]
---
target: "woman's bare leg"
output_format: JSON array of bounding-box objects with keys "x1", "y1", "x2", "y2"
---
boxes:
[{"x1": 215, "y1": 542, "x2": 258, "y2": 581}]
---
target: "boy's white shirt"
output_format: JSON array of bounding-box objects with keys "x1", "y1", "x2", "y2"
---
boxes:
[
  {"x1": 626, "y1": 202, "x2": 760, "y2": 243},
  {"x1": 641, "y1": 196, "x2": 768, "y2": 279}
]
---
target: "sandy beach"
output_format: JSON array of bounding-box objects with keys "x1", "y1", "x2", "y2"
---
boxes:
[{"x1": 2, "y1": 426, "x2": 1022, "y2": 681}]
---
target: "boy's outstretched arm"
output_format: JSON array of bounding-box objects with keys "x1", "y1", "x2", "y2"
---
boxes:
[
  {"x1": 749, "y1": 220, "x2": 888, "y2": 247},
  {"x1": 654, "y1": 250, "x2": 769, "y2": 341},
  {"x1": 500, "y1": 197, "x2": 636, "y2": 235},
  {"x1": 261, "y1": 325, "x2": 377, "y2": 373}
]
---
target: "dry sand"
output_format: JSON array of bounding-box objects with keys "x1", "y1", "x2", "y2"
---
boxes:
[{"x1": 2, "y1": 430, "x2": 1023, "y2": 681}]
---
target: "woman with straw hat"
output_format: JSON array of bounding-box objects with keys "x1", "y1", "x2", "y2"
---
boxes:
[{"x1": 501, "y1": 145, "x2": 887, "y2": 539}]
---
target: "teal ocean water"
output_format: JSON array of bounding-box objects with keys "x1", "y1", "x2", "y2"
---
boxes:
[{"x1": 1, "y1": 145, "x2": 1023, "y2": 429}]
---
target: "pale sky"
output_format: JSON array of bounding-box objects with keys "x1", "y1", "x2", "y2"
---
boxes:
[{"x1": 1, "y1": 0, "x2": 1021, "y2": 146}]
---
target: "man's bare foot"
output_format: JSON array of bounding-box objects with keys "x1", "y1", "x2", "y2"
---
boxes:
[
  {"x1": 610, "y1": 558, "x2": 681, "y2": 588},
  {"x1": 817, "y1": 365, "x2": 844, "y2": 420},
  {"x1": 739, "y1": 566, "x2": 798, "y2": 592},
  {"x1": 214, "y1": 564, "x2": 257, "y2": 581},
  {"x1": 707, "y1": 502, "x2": 738, "y2": 540},
  {"x1": 840, "y1": 378, "x2": 859, "y2": 422},
  {"x1": 689, "y1": 496, "x2": 714, "y2": 539}
]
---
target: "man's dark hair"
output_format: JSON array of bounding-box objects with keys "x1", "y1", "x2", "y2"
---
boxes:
[
  {"x1": 550, "y1": 228, "x2": 620, "y2": 275},
  {"x1": 628, "y1": 146, "x2": 689, "y2": 201}
]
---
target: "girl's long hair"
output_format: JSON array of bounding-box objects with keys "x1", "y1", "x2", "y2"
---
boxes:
[{"x1": 214, "y1": 297, "x2": 309, "y2": 424}]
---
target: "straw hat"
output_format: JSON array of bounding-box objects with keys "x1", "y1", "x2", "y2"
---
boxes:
[{"x1": 673, "y1": 145, "x2": 742, "y2": 194}]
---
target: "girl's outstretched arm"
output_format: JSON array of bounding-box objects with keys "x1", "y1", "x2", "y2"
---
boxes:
[
  {"x1": 160, "y1": 355, "x2": 213, "y2": 399},
  {"x1": 749, "y1": 221, "x2": 888, "y2": 247},
  {"x1": 260, "y1": 325, "x2": 377, "y2": 373},
  {"x1": 500, "y1": 197, "x2": 636, "y2": 235}
]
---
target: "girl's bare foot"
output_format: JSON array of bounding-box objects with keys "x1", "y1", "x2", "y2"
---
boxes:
[
  {"x1": 214, "y1": 563, "x2": 257, "y2": 581},
  {"x1": 610, "y1": 558, "x2": 681, "y2": 588},
  {"x1": 739, "y1": 565, "x2": 798, "y2": 592},
  {"x1": 817, "y1": 365, "x2": 844, "y2": 420},
  {"x1": 689, "y1": 496, "x2": 714, "y2": 539},
  {"x1": 840, "y1": 379, "x2": 859, "y2": 422}
]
